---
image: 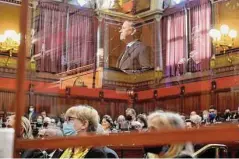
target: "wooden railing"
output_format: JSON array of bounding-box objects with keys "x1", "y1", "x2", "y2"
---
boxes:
[{"x1": 15, "y1": 125, "x2": 239, "y2": 150}]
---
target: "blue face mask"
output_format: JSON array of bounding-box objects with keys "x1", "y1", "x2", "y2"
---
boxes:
[
  {"x1": 63, "y1": 122, "x2": 77, "y2": 136},
  {"x1": 209, "y1": 113, "x2": 216, "y2": 121}
]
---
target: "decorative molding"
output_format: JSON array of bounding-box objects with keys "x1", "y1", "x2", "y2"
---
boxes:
[
  {"x1": 57, "y1": 64, "x2": 94, "y2": 77},
  {"x1": 97, "y1": 9, "x2": 163, "y2": 23},
  {"x1": 0, "y1": 66, "x2": 59, "y2": 82},
  {"x1": 210, "y1": 51, "x2": 239, "y2": 69},
  {"x1": 0, "y1": 0, "x2": 33, "y2": 7}
]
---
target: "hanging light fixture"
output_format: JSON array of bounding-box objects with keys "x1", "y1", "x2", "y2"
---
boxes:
[{"x1": 76, "y1": 0, "x2": 87, "y2": 6}]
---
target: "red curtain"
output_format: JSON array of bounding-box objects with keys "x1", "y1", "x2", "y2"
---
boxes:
[
  {"x1": 67, "y1": 12, "x2": 95, "y2": 70},
  {"x1": 188, "y1": 1, "x2": 211, "y2": 72},
  {"x1": 162, "y1": 11, "x2": 186, "y2": 77},
  {"x1": 35, "y1": 3, "x2": 95, "y2": 73}
]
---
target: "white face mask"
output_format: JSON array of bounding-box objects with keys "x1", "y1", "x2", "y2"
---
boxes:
[{"x1": 29, "y1": 108, "x2": 34, "y2": 112}]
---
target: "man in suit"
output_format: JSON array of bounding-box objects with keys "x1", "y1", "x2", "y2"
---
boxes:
[
  {"x1": 25, "y1": 106, "x2": 38, "y2": 123},
  {"x1": 116, "y1": 21, "x2": 152, "y2": 74}
]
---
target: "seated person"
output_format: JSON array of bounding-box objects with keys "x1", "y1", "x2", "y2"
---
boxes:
[
  {"x1": 101, "y1": 115, "x2": 116, "y2": 133},
  {"x1": 60, "y1": 105, "x2": 118, "y2": 158},
  {"x1": 145, "y1": 111, "x2": 194, "y2": 158},
  {"x1": 6, "y1": 115, "x2": 33, "y2": 139},
  {"x1": 22, "y1": 128, "x2": 64, "y2": 158}
]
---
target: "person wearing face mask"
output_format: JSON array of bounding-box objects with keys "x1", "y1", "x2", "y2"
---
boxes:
[
  {"x1": 224, "y1": 109, "x2": 232, "y2": 122},
  {"x1": 208, "y1": 107, "x2": 219, "y2": 123},
  {"x1": 125, "y1": 108, "x2": 137, "y2": 131},
  {"x1": 62, "y1": 121, "x2": 77, "y2": 136},
  {"x1": 26, "y1": 106, "x2": 38, "y2": 123},
  {"x1": 36, "y1": 115, "x2": 43, "y2": 127},
  {"x1": 32, "y1": 115, "x2": 44, "y2": 137},
  {"x1": 60, "y1": 105, "x2": 118, "y2": 158},
  {"x1": 43, "y1": 117, "x2": 51, "y2": 128}
]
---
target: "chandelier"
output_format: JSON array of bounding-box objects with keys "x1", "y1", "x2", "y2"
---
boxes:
[
  {"x1": 209, "y1": 25, "x2": 237, "y2": 53},
  {"x1": 0, "y1": 30, "x2": 20, "y2": 54}
]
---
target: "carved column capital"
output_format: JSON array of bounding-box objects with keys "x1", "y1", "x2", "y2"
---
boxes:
[
  {"x1": 97, "y1": 16, "x2": 104, "y2": 22},
  {"x1": 155, "y1": 15, "x2": 162, "y2": 22}
]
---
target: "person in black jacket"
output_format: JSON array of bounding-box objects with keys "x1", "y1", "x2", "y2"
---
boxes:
[
  {"x1": 60, "y1": 105, "x2": 118, "y2": 158},
  {"x1": 21, "y1": 128, "x2": 64, "y2": 158}
]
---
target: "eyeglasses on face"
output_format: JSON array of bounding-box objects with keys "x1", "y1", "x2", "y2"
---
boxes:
[{"x1": 66, "y1": 116, "x2": 78, "y2": 122}]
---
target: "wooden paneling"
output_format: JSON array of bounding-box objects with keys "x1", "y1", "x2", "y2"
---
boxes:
[
  {"x1": 1, "y1": 88, "x2": 239, "y2": 119},
  {"x1": 162, "y1": 98, "x2": 181, "y2": 113},
  {"x1": 0, "y1": 91, "x2": 16, "y2": 112},
  {"x1": 200, "y1": 93, "x2": 211, "y2": 111},
  {"x1": 184, "y1": 95, "x2": 201, "y2": 114},
  {"x1": 216, "y1": 92, "x2": 235, "y2": 113}
]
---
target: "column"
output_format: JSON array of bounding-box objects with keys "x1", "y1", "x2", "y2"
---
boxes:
[
  {"x1": 97, "y1": 16, "x2": 104, "y2": 68},
  {"x1": 154, "y1": 15, "x2": 163, "y2": 70}
]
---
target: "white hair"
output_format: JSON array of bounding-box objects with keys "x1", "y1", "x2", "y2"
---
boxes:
[
  {"x1": 147, "y1": 111, "x2": 194, "y2": 158},
  {"x1": 190, "y1": 114, "x2": 202, "y2": 125}
]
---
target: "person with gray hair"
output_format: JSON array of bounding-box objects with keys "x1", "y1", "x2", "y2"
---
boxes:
[
  {"x1": 60, "y1": 105, "x2": 117, "y2": 158},
  {"x1": 145, "y1": 111, "x2": 194, "y2": 158},
  {"x1": 190, "y1": 111, "x2": 202, "y2": 128},
  {"x1": 22, "y1": 127, "x2": 64, "y2": 158},
  {"x1": 116, "y1": 20, "x2": 153, "y2": 74},
  {"x1": 6, "y1": 115, "x2": 33, "y2": 139}
]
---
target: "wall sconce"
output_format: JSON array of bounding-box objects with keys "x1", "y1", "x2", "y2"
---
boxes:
[
  {"x1": 127, "y1": 88, "x2": 135, "y2": 99},
  {"x1": 0, "y1": 30, "x2": 20, "y2": 53},
  {"x1": 99, "y1": 90, "x2": 104, "y2": 99},
  {"x1": 30, "y1": 57, "x2": 36, "y2": 71},
  {"x1": 180, "y1": 86, "x2": 185, "y2": 95},
  {"x1": 28, "y1": 84, "x2": 35, "y2": 94},
  {"x1": 211, "y1": 81, "x2": 217, "y2": 91},
  {"x1": 134, "y1": 93, "x2": 138, "y2": 101},
  {"x1": 65, "y1": 87, "x2": 71, "y2": 96},
  {"x1": 153, "y1": 90, "x2": 158, "y2": 99},
  {"x1": 209, "y1": 25, "x2": 237, "y2": 53}
]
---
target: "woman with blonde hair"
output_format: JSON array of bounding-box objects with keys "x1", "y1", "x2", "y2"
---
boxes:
[
  {"x1": 6, "y1": 115, "x2": 33, "y2": 139},
  {"x1": 60, "y1": 105, "x2": 118, "y2": 158},
  {"x1": 145, "y1": 111, "x2": 194, "y2": 158}
]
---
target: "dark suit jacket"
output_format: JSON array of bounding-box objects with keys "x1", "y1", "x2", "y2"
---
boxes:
[
  {"x1": 21, "y1": 149, "x2": 63, "y2": 158},
  {"x1": 25, "y1": 112, "x2": 38, "y2": 122},
  {"x1": 85, "y1": 147, "x2": 118, "y2": 158},
  {"x1": 116, "y1": 40, "x2": 152, "y2": 73}
]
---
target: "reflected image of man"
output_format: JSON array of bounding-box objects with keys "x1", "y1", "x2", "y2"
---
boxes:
[{"x1": 116, "y1": 21, "x2": 152, "y2": 74}]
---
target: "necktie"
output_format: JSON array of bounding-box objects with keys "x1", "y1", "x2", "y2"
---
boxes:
[{"x1": 119, "y1": 46, "x2": 130, "y2": 68}]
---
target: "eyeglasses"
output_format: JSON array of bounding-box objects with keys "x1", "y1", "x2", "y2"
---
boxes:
[{"x1": 66, "y1": 116, "x2": 78, "y2": 122}]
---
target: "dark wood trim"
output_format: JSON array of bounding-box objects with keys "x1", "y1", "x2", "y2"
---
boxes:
[
  {"x1": 214, "y1": 88, "x2": 231, "y2": 93},
  {"x1": 0, "y1": 51, "x2": 31, "y2": 59},
  {"x1": 15, "y1": 125, "x2": 239, "y2": 149},
  {"x1": 137, "y1": 88, "x2": 232, "y2": 102},
  {"x1": 184, "y1": 90, "x2": 211, "y2": 97}
]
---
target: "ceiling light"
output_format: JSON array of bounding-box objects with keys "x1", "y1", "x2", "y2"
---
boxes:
[
  {"x1": 174, "y1": 0, "x2": 181, "y2": 4},
  {"x1": 77, "y1": 0, "x2": 87, "y2": 6}
]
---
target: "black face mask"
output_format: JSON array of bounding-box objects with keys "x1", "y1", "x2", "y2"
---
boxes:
[
  {"x1": 126, "y1": 115, "x2": 133, "y2": 121},
  {"x1": 36, "y1": 123, "x2": 42, "y2": 127},
  {"x1": 43, "y1": 122, "x2": 48, "y2": 127}
]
